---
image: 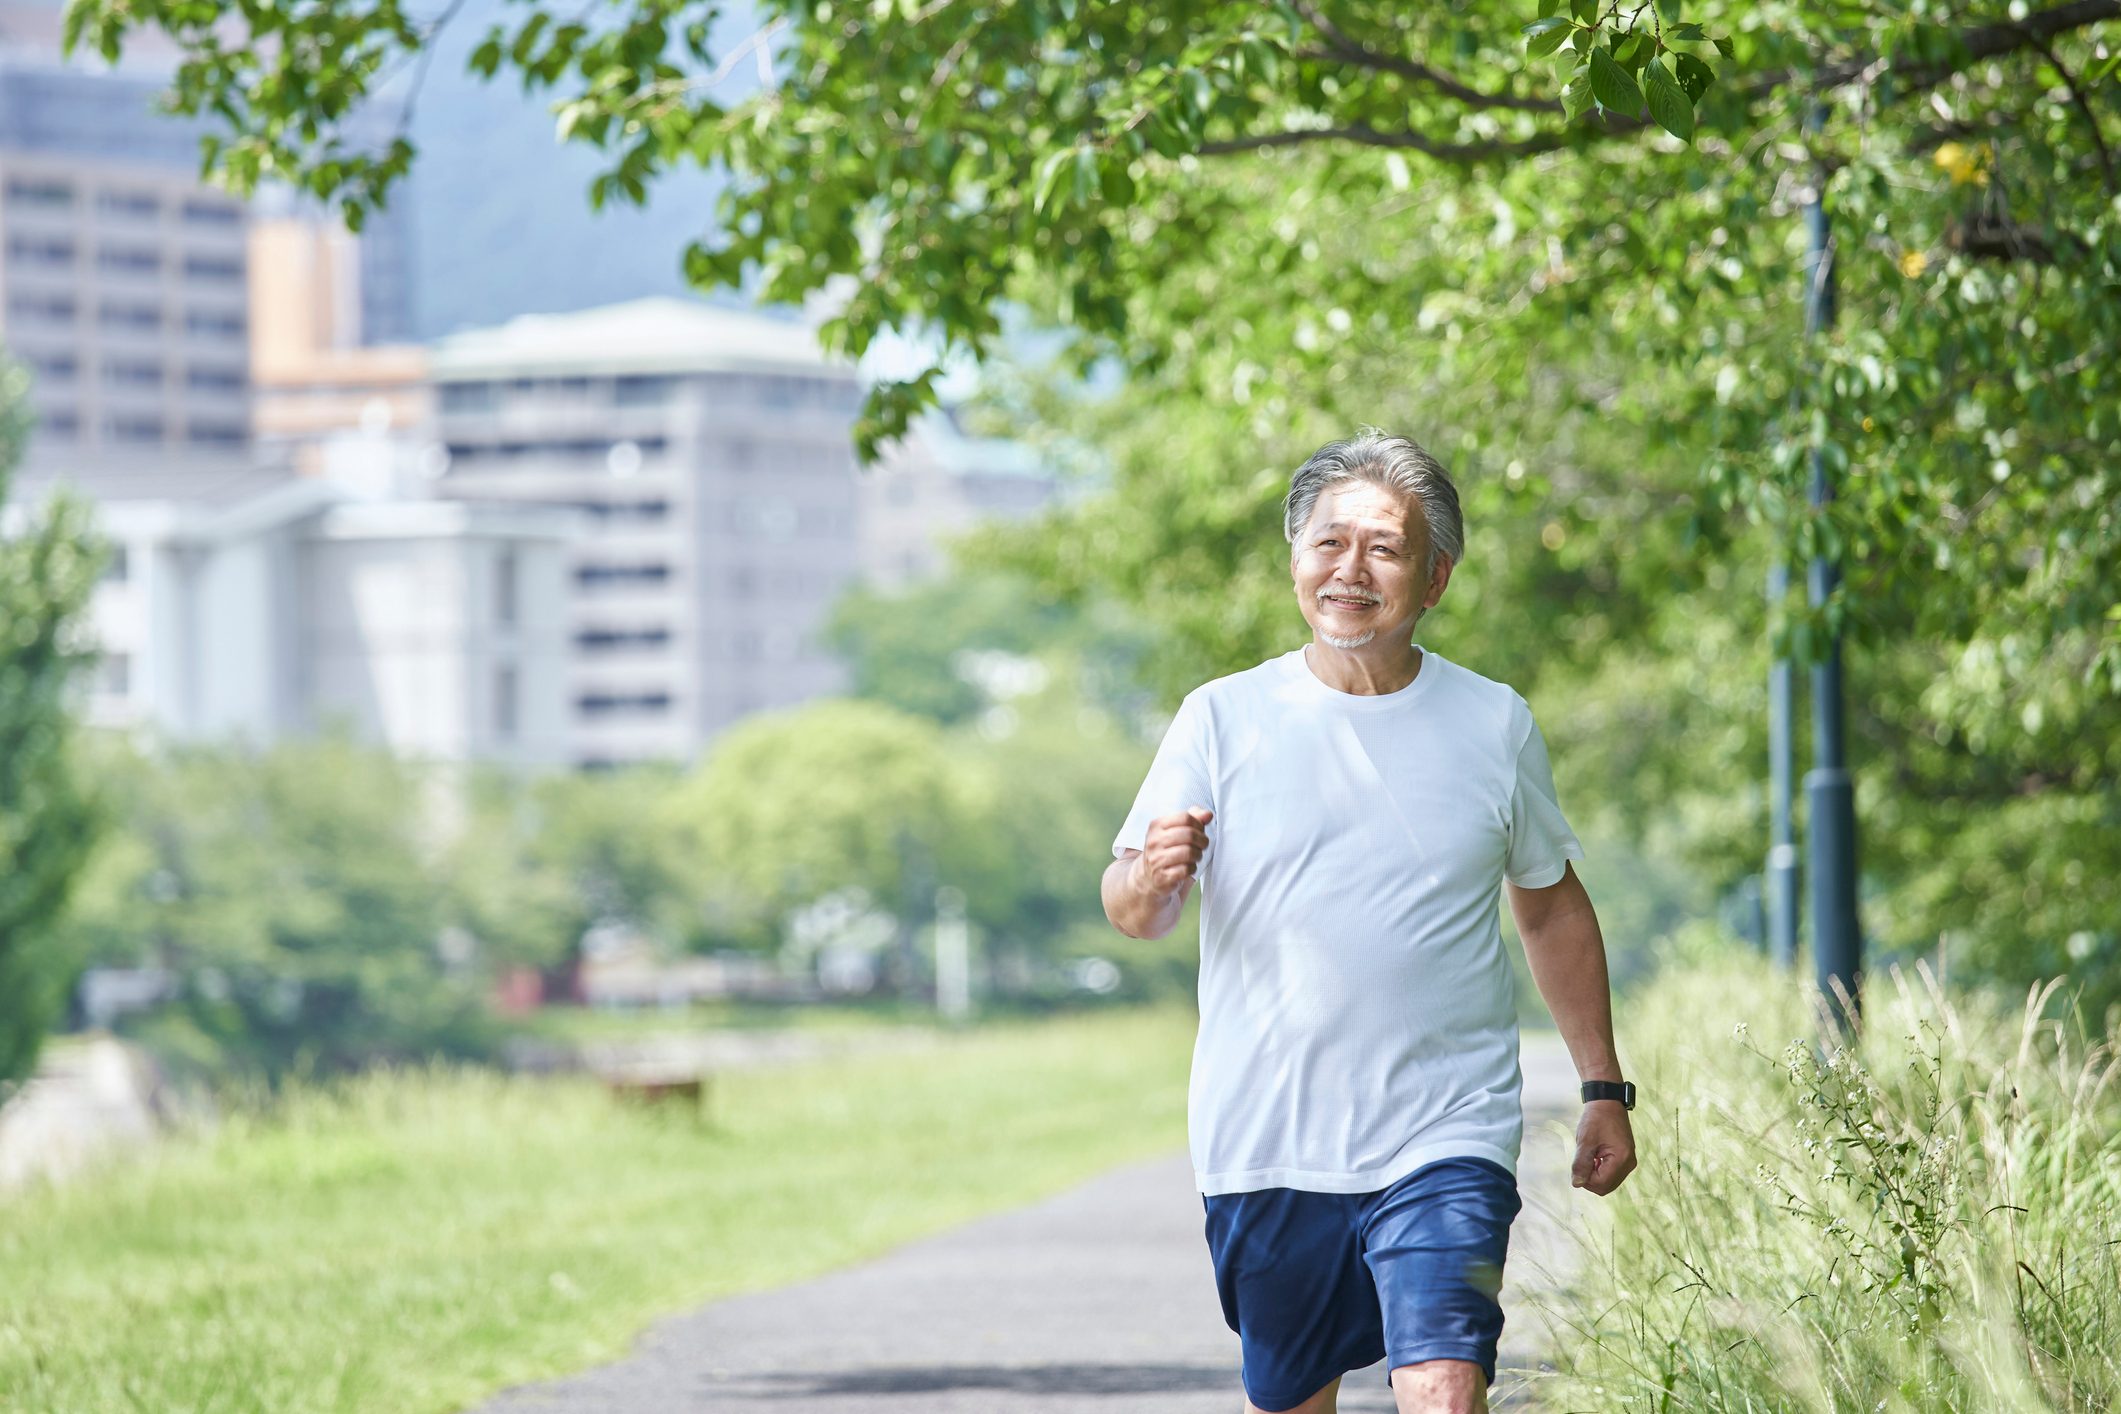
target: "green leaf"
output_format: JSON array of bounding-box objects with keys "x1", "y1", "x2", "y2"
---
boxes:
[
  {"x1": 1643, "y1": 59, "x2": 1693, "y2": 141},
  {"x1": 1524, "y1": 18, "x2": 1571, "y2": 59},
  {"x1": 1072, "y1": 146, "x2": 1098, "y2": 207},
  {"x1": 1032, "y1": 148, "x2": 1072, "y2": 215},
  {"x1": 1674, "y1": 52, "x2": 1714, "y2": 102},
  {"x1": 1653, "y1": 0, "x2": 1682, "y2": 25},
  {"x1": 1569, "y1": 0, "x2": 1599, "y2": 22},
  {"x1": 1589, "y1": 48, "x2": 1644, "y2": 117},
  {"x1": 1561, "y1": 66, "x2": 1595, "y2": 121}
]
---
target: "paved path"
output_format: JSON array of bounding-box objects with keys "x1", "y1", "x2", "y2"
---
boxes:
[{"x1": 472, "y1": 1034, "x2": 1600, "y2": 1414}]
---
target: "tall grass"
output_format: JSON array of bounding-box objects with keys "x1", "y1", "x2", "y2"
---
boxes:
[
  {"x1": 1541, "y1": 953, "x2": 2120, "y2": 1411},
  {"x1": 0, "y1": 1005, "x2": 1193, "y2": 1413}
]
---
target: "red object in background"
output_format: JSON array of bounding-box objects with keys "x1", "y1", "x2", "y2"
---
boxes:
[{"x1": 491, "y1": 967, "x2": 544, "y2": 1015}]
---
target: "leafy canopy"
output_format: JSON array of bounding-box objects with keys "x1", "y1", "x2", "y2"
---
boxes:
[{"x1": 61, "y1": 0, "x2": 2121, "y2": 689}]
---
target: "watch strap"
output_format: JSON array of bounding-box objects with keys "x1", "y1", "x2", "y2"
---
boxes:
[{"x1": 1581, "y1": 1080, "x2": 1636, "y2": 1110}]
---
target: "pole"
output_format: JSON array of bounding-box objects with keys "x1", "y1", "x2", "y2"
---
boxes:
[
  {"x1": 1767, "y1": 561, "x2": 1799, "y2": 970},
  {"x1": 933, "y1": 885, "x2": 971, "y2": 1023},
  {"x1": 1801, "y1": 102, "x2": 1863, "y2": 1034}
]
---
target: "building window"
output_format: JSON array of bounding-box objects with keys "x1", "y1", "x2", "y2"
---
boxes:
[
  {"x1": 185, "y1": 421, "x2": 246, "y2": 446},
  {"x1": 26, "y1": 352, "x2": 79, "y2": 383},
  {"x1": 575, "y1": 690, "x2": 672, "y2": 716},
  {"x1": 575, "y1": 626, "x2": 672, "y2": 652},
  {"x1": 96, "y1": 245, "x2": 160, "y2": 276},
  {"x1": 106, "y1": 413, "x2": 165, "y2": 443},
  {"x1": 96, "y1": 652, "x2": 130, "y2": 696},
  {"x1": 438, "y1": 381, "x2": 496, "y2": 413},
  {"x1": 35, "y1": 411, "x2": 80, "y2": 440},
  {"x1": 180, "y1": 199, "x2": 242, "y2": 227},
  {"x1": 495, "y1": 549, "x2": 518, "y2": 627},
  {"x1": 185, "y1": 365, "x2": 245, "y2": 393},
  {"x1": 8, "y1": 235, "x2": 76, "y2": 267},
  {"x1": 5, "y1": 177, "x2": 74, "y2": 207},
  {"x1": 574, "y1": 563, "x2": 671, "y2": 589},
  {"x1": 102, "y1": 544, "x2": 130, "y2": 583},
  {"x1": 7, "y1": 293, "x2": 76, "y2": 323},
  {"x1": 613, "y1": 374, "x2": 674, "y2": 407},
  {"x1": 102, "y1": 357, "x2": 164, "y2": 389},
  {"x1": 495, "y1": 664, "x2": 518, "y2": 739},
  {"x1": 183, "y1": 308, "x2": 245, "y2": 339},
  {"x1": 181, "y1": 253, "x2": 243, "y2": 283},
  {"x1": 96, "y1": 190, "x2": 160, "y2": 219},
  {"x1": 577, "y1": 498, "x2": 670, "y2": 523},
  {"x1": 100, "y1": 301, "x2": 163, "y2": 332}
]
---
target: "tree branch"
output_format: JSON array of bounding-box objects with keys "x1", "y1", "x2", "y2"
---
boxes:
[
  {"x1": 2024, "y1": 29, "x2": 2118, "y2": 194},
  {"x1": 1769, "y1": 0, "x2": 2121, "y2": 101},
  {"x1": 1197, "y1": 122, "x2": 1593, "y2": 162},
  {"x1": 1288, "y1": 1, "x2": 1559, "y2": 114},
  {"x1": 1200, "y1": 0, "x2": 2120, "y2": 168}
]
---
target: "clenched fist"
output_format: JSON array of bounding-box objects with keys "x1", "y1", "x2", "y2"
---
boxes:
[{"x1": 1135, "y1": 806, "x2": 1214, "y2": 899}]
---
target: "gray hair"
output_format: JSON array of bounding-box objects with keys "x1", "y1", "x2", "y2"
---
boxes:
[{"x1": 1283, "y1": 429, "x2": 1465, "y2": 578}]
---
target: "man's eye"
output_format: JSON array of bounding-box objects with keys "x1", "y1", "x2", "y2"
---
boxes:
[{"x1": 1374, "y1": 546, "x2": 1396, "y2": 556}]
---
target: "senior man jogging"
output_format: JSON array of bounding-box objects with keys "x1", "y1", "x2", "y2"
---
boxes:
[{"x1": 1102, "y1": 430, "x2": 1636, "y2": 1414}]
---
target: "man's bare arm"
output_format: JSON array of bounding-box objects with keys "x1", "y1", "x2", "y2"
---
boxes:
[
  {"x1": 1508, "y1": 861, "x2": 1637, "y2": 1196},
  {"x1": 1507, "y1": 861, "x2": 1623, "y2": 1083}
]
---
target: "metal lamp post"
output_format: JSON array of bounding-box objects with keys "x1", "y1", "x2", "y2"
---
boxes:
[{"x1": 1798, "y1": 102, "x2": 1865, "y2": 1033}]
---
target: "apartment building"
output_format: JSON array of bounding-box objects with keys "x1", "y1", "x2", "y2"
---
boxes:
[
  {"x1": 430, "y1": 297, "x2": 868, "y2": 766},
  {"x1": 0, "y1": 7, "x2": 416, "y2": 466},
  {"x1": 0, "y1": 155, "x2": 250, "y2": 456}
]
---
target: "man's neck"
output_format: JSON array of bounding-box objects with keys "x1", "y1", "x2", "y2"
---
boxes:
[{"x1": 1303, "y1": 639, "x2": 1423, "y2": 696}]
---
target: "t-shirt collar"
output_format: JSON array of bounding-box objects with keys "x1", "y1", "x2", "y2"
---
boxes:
[{"x1": 1285, "y1": 642, "x2": 1440, "y2": 707}]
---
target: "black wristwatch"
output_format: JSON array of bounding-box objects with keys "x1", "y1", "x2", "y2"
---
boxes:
[{"x1": 1581, "y1": 1080, "x2": 1636, "y2": 1110}]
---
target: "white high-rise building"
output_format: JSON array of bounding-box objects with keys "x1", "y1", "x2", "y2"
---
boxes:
[{"x1": 429, "y1": 298, "x2": 870, "y2": 767}]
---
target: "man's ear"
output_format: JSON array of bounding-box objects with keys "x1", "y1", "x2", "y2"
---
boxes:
[{"x1": 1425, "y1": 553, "x2": 1456, "y2": 607}]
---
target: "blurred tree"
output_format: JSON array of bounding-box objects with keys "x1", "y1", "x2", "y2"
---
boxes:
[
  {"x1": 828, "y1": 572, "x2": 1082, "y2": 725},
  {"x1": 56, "y1": 736, "x2": 490, "y2": 1081},
  {"x1": 825, "y1": 568, "x2": 1160, "y2": 727},
  {"x1": 668, "y1": 700, "x2": 972, "y2": 960},
  {"x1": 0, "y1": 366, "x2": 104, "y2": 1089}
]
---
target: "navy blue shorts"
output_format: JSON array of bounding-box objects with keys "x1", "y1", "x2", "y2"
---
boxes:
[{"x1": 1202, "y1": 1156, "x2": 1521, "y2": 1411}]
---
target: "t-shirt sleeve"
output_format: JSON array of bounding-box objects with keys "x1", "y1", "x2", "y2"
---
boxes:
[
  {"x1": 1504, "y1": 707, "x2": 1584, "y2": 888},
  {"x1": 1112, "y1": 691, "x2": 1215, "y2": 858}
]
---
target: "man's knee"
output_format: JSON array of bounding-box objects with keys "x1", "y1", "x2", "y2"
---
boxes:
[
  {"x1": 1246, "y1": 1372, "x2": 1341, "y2": 1414},
  {"x1": 1389, "y1": 1357, "x2": 1486, "y2": 1414}
]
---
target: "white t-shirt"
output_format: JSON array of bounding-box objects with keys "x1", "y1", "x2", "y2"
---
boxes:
[{"x1": 1113, "y1": 644, "x2": 1583, "y2": 1196}]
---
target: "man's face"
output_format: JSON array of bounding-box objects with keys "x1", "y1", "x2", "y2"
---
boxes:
[{"x1": 1291, "y1": 481, "x2": 1449, "y2": 649}]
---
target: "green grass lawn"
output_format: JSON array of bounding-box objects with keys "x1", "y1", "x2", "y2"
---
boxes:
[{"x1": 0, "y1": 1004, "x2": 1195, "y2": 1413}]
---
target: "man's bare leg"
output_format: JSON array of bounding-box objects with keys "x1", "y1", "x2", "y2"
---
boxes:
[
  {"x1": 1244, "y1": 1373, "x2": 1342, "y2": 1414},
  {"x1": 1390, "y1": 1358, "x2": 1487, "y2": 1414}
]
